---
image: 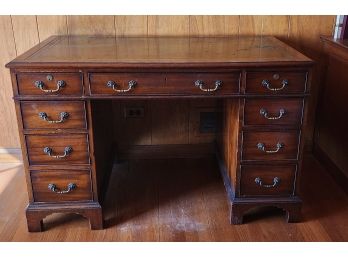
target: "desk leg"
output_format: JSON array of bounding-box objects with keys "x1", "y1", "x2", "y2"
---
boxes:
[
  {"x1": 25, "y1": 202, "x2": 103, "y2": 232},
  {"x1": 230, "y1": 203, "x2": 244, "y2": 225},
  {"x1": 286, "y1": 203, "x2": 302, "y2": 223},
  {"x1": 26, "y1": 209, "x2": 44, "y2": 232},
  {"x1": 86, "y1": 206, "x2": 104, "y2": 230},
  {"x1": 229, "y1": 200, "x2": 302, "y2": 225}
]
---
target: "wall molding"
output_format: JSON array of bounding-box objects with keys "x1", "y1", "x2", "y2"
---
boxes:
[{"x1": 0, "y1": 147, "x2": 22, "y2": 163}]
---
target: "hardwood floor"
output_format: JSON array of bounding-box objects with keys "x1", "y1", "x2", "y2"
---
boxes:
[{"x1": 0, "y1": 154, "x2": 347, "y2": 241}]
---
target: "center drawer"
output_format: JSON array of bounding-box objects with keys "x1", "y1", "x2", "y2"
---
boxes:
[
  {"x1": 88, "y1": 72, "x2": 240, "y2": 95},
  {"x1": 165, "y1": 72, "x2": 240, "y2": 95},
  {"x1": 25, "y1": 134, "x2": 90, "y2": 165},
  {"x1": 89, "y1": 73, "x2": 165, "y2": 95},
  {"x1": 21, "y1": 101, "x2": 87, "y2": 130},
  {"x1": 242, "y1": 131, "x2": 300, "y2": 161},
  {"x1": 30, "y1": 169, "x2": 92, "y2": 202}
]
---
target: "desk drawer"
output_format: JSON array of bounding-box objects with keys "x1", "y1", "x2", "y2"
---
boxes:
[
  {"x1": 25, "y1": 134, "x2": 90, "y2": 165},
  {"x1": 242, "y1": 131, "x2": 300, "y2": 161},
  {"x1": 17, "y1": 73, "x2": 83, "y2": 96},
  {"x1": 240, "y1": 164, "x2": 296, "y2": 197},
  {"x1": 89, "y1": 73, "x2": 165, "y2": 95},
  {"x1": 166, "y1": 73, "x2": 240, "y2": 95},
  {"x1": 246, "y1": 71, "x2": 307, "y2": 94},
  {"x1": 21, "y1": 101, "x2": 87, "y2": 130},
  {"x1": 31, "y1": 169, "x2": 92, "y2": 202},
  {"x1": 244, "y1": 98, "x2": 304, "y2": 126}
]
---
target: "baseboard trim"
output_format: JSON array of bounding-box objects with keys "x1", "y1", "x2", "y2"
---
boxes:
[
  {"x1": 313, "y1": 143, "x2": 348, "y2": 195},
  {"x1": 118, "y1": 143, "x2": 215, "y2": 160},
  {"x1": 0, "y1": 148, "x2": 22, "y2": 163}
]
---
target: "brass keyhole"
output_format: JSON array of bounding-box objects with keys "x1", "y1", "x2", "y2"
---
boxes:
[
  {"x1": 272, "y1": 73, "x2": 280, "y2": 80},
  {"x1": 46, "y1": 74, "x2": 53, "y2": 81}
]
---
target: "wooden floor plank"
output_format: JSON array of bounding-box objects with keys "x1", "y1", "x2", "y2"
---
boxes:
[
  {"x1": 0, "y1": 154, "x2": 347, "y2": 241},
  {"x1": 158, "y1": 159, "x2": 215, "y2": 241}
]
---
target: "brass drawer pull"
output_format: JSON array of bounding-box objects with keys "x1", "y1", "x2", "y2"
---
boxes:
[
  {"x1": 259, "y1": 108, "x2": 285, "y2": 120},
  {"x1": 195, "y1": 80, "x2": 222, "y2": 92},
  {"x1": 38, "y1": 112, "x2": 69, "y2": 123},
  {"x1": 34, "y1": 80, "x2": 66, "y2": 93},
  {"x1": 257, "y1": 142, "x2": 284, "y2": 153},
  {"x1": 261, "y1": 79, "x2": 288, "y2": 91},
  {"x1": 48, "y1": 183, "x2": 77, "y2": 194},
  {"x1": 255, "y1": 177, "x2": 280, "y2": 188},
  {"x1": 106, "y1": 80, "x2": 137, "y2": 92},
  {"x1": 43, "y1": 146, "x2": 73, "y2": 158}
]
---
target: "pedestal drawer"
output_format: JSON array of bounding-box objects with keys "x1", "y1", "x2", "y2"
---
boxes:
[
  {"x1": 21, "y1": 101, "x2": 87, "y2": 130},
  {"x1": 242, "y1": 131, "x2": 300, "y2": 161},
  {"x1": 244, "y1": 98, "x2": 304, "y2": 126},
  {"x1": 25, "y1": 134, "x2": 90, "y2": 165},
  {"x1": 240, "y1": 164, "x2": 296, "y2": 197},
  {"x1": 30, "y1": 169, "x2": 92, "y2": 202},
  {"x1": 246, "y1": 71, "x2": 307, "y2": 94},
  {"x1": 16, "y1": 72, "x2": 83, "y2": 96}
]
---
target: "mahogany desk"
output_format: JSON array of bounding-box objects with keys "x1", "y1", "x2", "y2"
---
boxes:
[{"x1": 6, "y1": 36, "x2": 313, "y2": 232}]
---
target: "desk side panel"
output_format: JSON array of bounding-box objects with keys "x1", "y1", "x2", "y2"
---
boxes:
[
  {"x1": 219, "y1": 98, "x2": 241, "y2": 192},
  {"x1": 89, "y1": 100, "x2": 114, "y2": 203}
]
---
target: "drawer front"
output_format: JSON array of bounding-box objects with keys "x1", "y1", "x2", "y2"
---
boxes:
[
  {"x1": 246, "y1": 71, "x2": 307, "y2": 94},
  {"x1": 89, "y1": 73, "x2": 165, "y2": 95},
  {"x1": 17, "y1": 73, "x2": 83, "y2": 96},
  {"x1": 26, "y1": 134, "x2": 90, "y2": 165},
  {"x1": 244, "y1": 98, "x2": 304, "y2": 126},
  {"x1": 31, "y1": 169, "x2": 92, "y2": 202},
  {"x1": 166, "y1": 73, "x2": 240, "y2": 95},
  {"x1": 242, "y1": 131, "x2": 300, "y2": 161},
  {"x1": 240, "y1": 164, "x2": 296, "y2": 197},
  {"x1": 21, "y1": 101, "x2": 87, "y2": 130}
]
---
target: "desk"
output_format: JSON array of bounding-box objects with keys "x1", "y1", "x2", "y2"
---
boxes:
[{"x1": 6, "y1": 36, "x2": 313, "y2": 232}]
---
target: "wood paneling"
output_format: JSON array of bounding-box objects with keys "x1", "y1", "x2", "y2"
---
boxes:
[
  {"x1": 11, "y1": 16, "x2": 40, "y2": 54},
  {"x1": 239, "y1": 15, "x2": 263, "y2": 36},
  {"x1": 189, "y1": 16, "x2": 239, "y2": 36},
  {"x1": 151, "y1": 100, "x2": 189, "y2": 145},
  {"x1": 262, "y1": 16, "x2": 289, "y2": 39},
  {"x1": 188, "y1": 99, "x2": 219, "y2": 144},
  {"x1": 115, "y1": 16, "x2": 148, "y2": 36},
  {"x1": 289, "y1": 16, "x2": 335, "y2": 55},
  {"x1": 148, "y1": 16, "x2": 190, "y2": 36},
  {"x1": 0, "y1": 16, "x2": 19, "y2": 148},
  {"x1": 114, "y1": 101, "x2": 152, "y2": 146},
  {"x1": 67, "y1": 15, "x2": 115, "y2": 36},
  {"x1": 0, "y1": 15, "x2": 336, "y2": 151},
  {"x1": 37, "y1": 15, "x2": 68, "y2": 41}
]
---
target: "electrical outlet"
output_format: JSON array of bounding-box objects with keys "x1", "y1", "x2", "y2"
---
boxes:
[{"x1": 124, "y1": 107, "x2": 144, "y2": 118}]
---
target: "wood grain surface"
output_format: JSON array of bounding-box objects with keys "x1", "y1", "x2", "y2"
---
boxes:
[
  {"x1": 0, "y1": 16, "x2": 18, "y2": 147},
  {"x1": 0, "y1": 155, "x2": 347, "y2": 241},
  {"x1": 0, "y1": 15, "x2": 335, "y2": 152}
]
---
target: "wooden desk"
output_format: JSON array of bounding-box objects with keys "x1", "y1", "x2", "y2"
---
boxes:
[{"x1": 6, "y1": 36, "x2": 313, "y2": 232}]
